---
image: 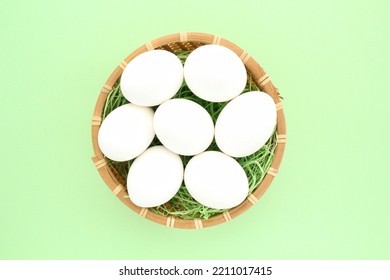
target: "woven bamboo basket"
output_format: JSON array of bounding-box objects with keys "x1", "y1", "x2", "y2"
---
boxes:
[{"x1": 91, "y1": 32, "x2": 286, "y2": 229}]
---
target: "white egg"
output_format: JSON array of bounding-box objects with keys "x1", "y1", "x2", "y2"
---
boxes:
[
  {"x1": 98, "y1": 104, "x2": 155, "y2": 162},
  {"x1": 184, "y1": 151, "x2": 248, "y2": 209},
  {"x1": 127, "y1": 146, "x2": 183, "y2": 208},
  {"x1": 183, "y1": 44, "x2": 247, "y2": 102},
  {"x1": 215, "y1": 91, "x2": 276, "y2": 158},
  {"x1": 153, "y1": 98, "x2": 214, "y2": 156},
  {"x1": 120, "y1": 50, "x2": 184, "y2": 107}
]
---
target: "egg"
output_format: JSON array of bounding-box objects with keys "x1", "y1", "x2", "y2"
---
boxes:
[
  {"x1": 183, "y1": 44, "x2": 247, "y2": 102},
  {"x1": 184, "y1": 151, "x2": 248, "y2": 209},
  {"x1": 120, "y1": 50, "x2": 184, "y2": 107},
  {"x1": 127, "y1": 146, "x2": 183, "y2": 208},
  {"x1": 153, "y1": 98, "x2": 214, "y2": 156},
  {"x1": 98, "y1": 104, "x2": 155, "y2": 162},
  {"x1": 215, "y1": 91, "x2": 277, "y2": 158}
]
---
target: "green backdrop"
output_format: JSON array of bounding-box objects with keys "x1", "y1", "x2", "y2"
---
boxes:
[{"x1": 1, "y1": 0, "x2": 389, "y2": 260}]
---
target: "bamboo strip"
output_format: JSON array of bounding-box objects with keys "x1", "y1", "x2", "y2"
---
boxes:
[
  {"x1": 94, "y1": 158, "x2": 106, "y2": 170},
  {"x1": 166, "y1": 216, "x2": 175, "y2": 228},
  {"x1": 247, "y1": 194, "x2": 258, "y2": 205},
  {"x1": 118, "y1": 60, "x2": 128, "y2": 70},
  {"x1": 223, "y1": 211, "x2": 232, "y2": 222},
  {"x1": 276, "y1": 102, "x2": 283, "y2": 111},
  {"x1": 194, "y1": 219, "x2": 204, "y2": 229},
  {"x1": 240, "y1": 51, "x2": 251, "y2": 65},
  {"x1": 112, "y1": 184, "x2": 123, "y2": 196},
  {"x1": 91, "y1": 116, "x2": 102, "y2": 126},
  {"x1": 101, "y1": 85, "x2": 112, "y2": 94},
  {"x1": 212, "y1": 35, "x2": 222, "y2": 45},
  {"x1": 139, "y1": 208, "x2": 148, "y2": 218},
  {"x1": 267, "y1": 167, "x2": 278, "y2": 177},
  {"x1": 145, "y1": 41, "x2": 154, "y2": 51},
  {"x1": 179, "y1": 32, "x2": 188, "y2": 42},
  {"x1": 277, "y1": 134, "x2": 287, "y2": 144}
]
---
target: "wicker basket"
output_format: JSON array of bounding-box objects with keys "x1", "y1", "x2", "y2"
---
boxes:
[{"x1": 91, "y1": 32, "x2": 286, "y2": 229}]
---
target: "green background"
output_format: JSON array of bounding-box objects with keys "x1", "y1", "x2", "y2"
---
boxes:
[{"x1": 1, "y1": 0, "x2": 389, "y2": 260}]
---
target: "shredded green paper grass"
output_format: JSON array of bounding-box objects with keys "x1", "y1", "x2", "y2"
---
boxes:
[{"x1": 102, "y1": 50, "x2": 277, "y2": 220}]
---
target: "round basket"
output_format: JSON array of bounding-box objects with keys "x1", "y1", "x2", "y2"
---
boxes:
[{"x1": 91, "y1": 32, "x2": 286, "y2": 229}]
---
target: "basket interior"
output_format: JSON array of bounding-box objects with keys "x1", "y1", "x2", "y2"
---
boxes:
[
  {"x1": 92, "y1": 33, "x2": 286, "y2": 229},
  {"x1": 101, "y1": 42, "x2": 278, "y2": 220}
]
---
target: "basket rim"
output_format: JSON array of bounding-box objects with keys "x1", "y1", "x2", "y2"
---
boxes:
[{"x1": 91, "y1": 32, "x2": 287, "y2": 229}]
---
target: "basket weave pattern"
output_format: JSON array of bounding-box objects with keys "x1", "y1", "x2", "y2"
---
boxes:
[{"x1": 91, "y1": 32, "x2": 286, "y2": 229}]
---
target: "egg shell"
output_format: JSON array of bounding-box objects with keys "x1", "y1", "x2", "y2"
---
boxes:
[
  {"x1": 184, "y1": 151, "x2": 249, "y2": 209},
  {"x1": 97, "y1": 104, "x2": 155, "y2": 162},
  {"x1": 120, "y1": 50, "x2": 184, "y2": 107},
  {"x1": 183, "y1": 44, "x2": 247, "y2": 102},
  {"x1": 215, "y1": 91, "x2": 277, "y2": 158},
  {"x1": 127, "y1": 146, "x2": 184, "y2": 208},
  {"x1": 153, "y1": 98, "x2": 214, "y2": 156}
]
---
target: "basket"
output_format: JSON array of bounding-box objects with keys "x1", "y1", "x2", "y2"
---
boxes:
[{"x1": 91, "y1": 32, "x2": 286, "y2": 229}]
